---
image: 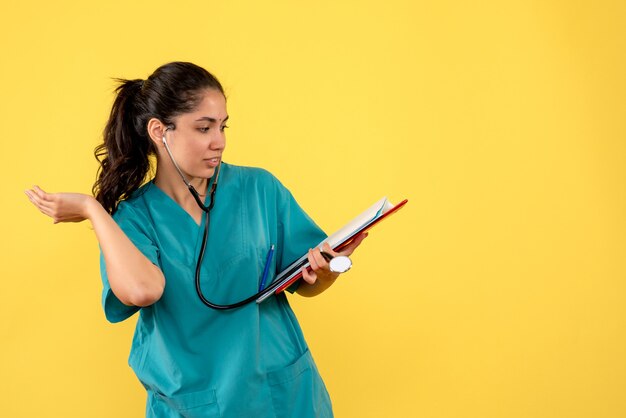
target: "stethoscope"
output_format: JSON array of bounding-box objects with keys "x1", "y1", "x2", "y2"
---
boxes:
[{"x1": 162, "y1": 126, "x2": 352, "y2": 310}]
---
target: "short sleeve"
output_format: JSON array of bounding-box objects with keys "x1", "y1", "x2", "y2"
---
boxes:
[
  {"x1": 99, "y1": 200, "x2": 160, "y2": 323},
  {"x1": 271, "y1": 176, "x2": 328, "y2": 293}
]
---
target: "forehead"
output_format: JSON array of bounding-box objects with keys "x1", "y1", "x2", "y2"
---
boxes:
[{"x1": 180, "y1": 89, "x2": 228, "y2": 121}]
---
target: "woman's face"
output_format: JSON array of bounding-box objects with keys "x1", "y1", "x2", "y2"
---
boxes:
[{"x1": 163, "y1": 88, "x2": 228, "y2": 181}]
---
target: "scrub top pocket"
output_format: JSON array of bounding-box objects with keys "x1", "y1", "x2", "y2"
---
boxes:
[
  {"x1": 268, "y1": 350, "x2": 333, "y2": 418},
  {"x1": 151, "y1": 388, "x2": 221, "y2": 418}
]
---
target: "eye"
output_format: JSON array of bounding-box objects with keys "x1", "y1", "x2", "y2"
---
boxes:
[
  {"x1": 198, "y1": 127, "x2": 210, "y2": 133},
  {"x1": 220, "y1": 125, "x2": 229, "y2": 132}
]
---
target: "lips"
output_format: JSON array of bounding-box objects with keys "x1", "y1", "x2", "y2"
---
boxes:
[{"x1": 204, "y1": 157, "x2": 221, "y2": 167}]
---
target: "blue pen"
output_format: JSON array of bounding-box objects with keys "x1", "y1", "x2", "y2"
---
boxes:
[{"x1": 259, "y1": 245, "x2": 275, "y2": 291}]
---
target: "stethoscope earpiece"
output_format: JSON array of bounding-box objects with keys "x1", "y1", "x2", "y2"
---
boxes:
[{"x1": 162, "y1": 124, "x2": 174, "y2": 144}]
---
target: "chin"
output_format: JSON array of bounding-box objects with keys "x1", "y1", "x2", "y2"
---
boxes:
[{"x1": 200, "y1": 168, "x2": 217, "y2": 179}]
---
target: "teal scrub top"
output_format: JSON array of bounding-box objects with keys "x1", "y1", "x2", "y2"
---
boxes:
[{"x1": 99, "y1": 163, "x2": 333, "y2": 418}]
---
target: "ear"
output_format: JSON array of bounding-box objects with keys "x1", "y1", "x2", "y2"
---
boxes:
[{"x1": 147, "y1": 118, "x2": 168, "y2": 147}]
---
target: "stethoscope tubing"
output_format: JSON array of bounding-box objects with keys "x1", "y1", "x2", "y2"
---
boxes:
[
  {"x1": 162, "y1": 127, "x2": 350, "y2": 310},
  {"x1": 163, "y1": 127, "x2": 280, "y2": 309}
]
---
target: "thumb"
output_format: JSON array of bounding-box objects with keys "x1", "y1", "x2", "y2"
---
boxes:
[{"x1": 339, "y1": 232, "x2": 368, "y2": 256}]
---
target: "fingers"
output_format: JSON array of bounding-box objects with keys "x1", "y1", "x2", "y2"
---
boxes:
[
  {"x1": 301, "y1": 266, "x2": 317, "y2": 284},
  {"x1": 24, "y1": 189, "x2": 35, "y2": 204},
  {"x1": 338, "y1": 232, "x2": 368, "y2": 256},
  {"x1": 302, "y1": 246, "x2": 345, "y2": 286},
  {"x1": 24, "y1": 189, "x2": 48, "y2": 211},
  {"x1": 303, "y1": 247, "x2": 331, "y2": 283},
  {"x1": 25, "y1": 186, "x2": 59, "y2": 221},
  {"x1": 26, "y1": 186, "x2": 54, "y2": 207},
  {"x1": 32, "y1": 185, "x2": 53, "y2": 202},
  {"x1": 321, "y1": 242, "x2": 339, "y2": 258},
  {"x1": 308, "y1": 248, "x2": 329, "y2": 272},
  {"x1": 25, "y1": 192, "x2": 55, "y2": 219}
]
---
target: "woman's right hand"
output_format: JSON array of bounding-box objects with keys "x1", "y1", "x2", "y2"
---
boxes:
[
  {"x1": 25, "y1": 185, "x2": 95, "y2": 223},
  {"x1": 25, "y1": 185, "x2": 165, "y2": 307}
]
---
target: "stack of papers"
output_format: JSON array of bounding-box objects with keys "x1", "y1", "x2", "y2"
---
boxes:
[
  {"x1": 321, "y1": 197, "x2": 395, "y2": 250},
  {"x1": 256, "y1": 196, "x2": 407, "y2": 303}
]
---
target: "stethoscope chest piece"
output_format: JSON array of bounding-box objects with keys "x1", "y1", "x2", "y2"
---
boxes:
[
  {"x1": 321, "y1": 252, "x2": 352, "y2": 274},
  {"x1": 330, "y1": 256, "x2": 352, "y2": 273}
]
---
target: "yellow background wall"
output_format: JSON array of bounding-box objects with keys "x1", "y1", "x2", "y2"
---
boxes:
[{"x1": 1, "y1": 1, "x2": 625, "y2": 417}]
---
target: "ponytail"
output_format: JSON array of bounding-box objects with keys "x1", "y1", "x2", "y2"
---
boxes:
[{"x1": 93, "y1": 79, "x2": 154, "y2": 214}]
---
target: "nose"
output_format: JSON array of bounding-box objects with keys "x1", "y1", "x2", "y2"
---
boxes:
[{"x1": 209, "y1": 129, "x2": 226, "y2": 151}]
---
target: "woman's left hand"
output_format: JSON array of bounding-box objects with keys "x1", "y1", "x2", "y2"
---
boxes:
[{"x1": 299, "y1": 232, "x2": 368, "y2": 288}]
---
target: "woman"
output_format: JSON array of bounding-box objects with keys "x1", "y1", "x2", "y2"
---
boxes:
[{"x1": 25, "y1": 62, "x2": 366, "y2": 417}]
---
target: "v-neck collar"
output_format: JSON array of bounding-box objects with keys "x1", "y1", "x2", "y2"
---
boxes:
[{"x1": 148, "y1": 180, "x2": 210, "y2": 228}]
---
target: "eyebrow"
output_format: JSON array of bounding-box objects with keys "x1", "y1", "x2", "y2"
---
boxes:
[{"x1": 194, "y1": 116, "x2": 229, "y2": 123}]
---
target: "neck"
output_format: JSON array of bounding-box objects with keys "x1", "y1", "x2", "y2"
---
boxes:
[{"x1": 153, "y1": 160, "x2": 209, "y2": 207}]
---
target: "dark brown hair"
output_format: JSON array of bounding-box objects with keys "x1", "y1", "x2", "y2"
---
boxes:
[{"x1": 93, "y1": 62, "x2": 225, "y2": 214}]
